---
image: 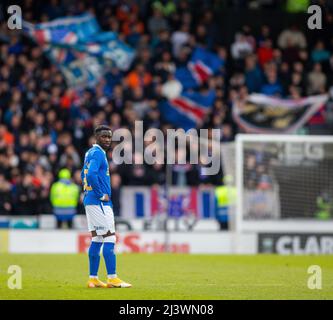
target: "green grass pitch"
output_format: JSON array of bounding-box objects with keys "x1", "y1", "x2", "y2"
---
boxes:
[{"x1": 0, "y1": 253, "x2": 332, "y2": 300}]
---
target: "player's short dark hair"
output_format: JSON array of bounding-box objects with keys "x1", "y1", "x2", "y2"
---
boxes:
[{"x1": 94, "y1": 125, "x2": 112, "y2": 135}]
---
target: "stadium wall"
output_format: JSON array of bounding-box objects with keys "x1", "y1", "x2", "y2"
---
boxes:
[
  {"x1": 5, "y1": 230, "x2": 257, "y2": 254},
  {"x1": 3, "y1": 230, "x2": 333, "y2": 255}
]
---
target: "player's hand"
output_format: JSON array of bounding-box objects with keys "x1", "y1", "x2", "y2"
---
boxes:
[{"x1": 100, "y1": 194, "x2": 110, "y2": 201}]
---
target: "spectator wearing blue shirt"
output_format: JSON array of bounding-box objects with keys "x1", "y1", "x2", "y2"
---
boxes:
[
  {"x1": 261, "y1": 70, "x2": 283, "y2": 96},
  {"x1": 245, "y1": 54, "x2": 263, "y2": 93},
  {"x1": 311, "y1": 40, "x2": 331, "y2": 64}
]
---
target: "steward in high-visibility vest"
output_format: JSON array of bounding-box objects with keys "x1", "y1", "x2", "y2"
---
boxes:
[
  {"x1": 215, "y1": 175, "x2": 237, "y2": 230},
  {"x1": 50, "y1": 168, "x2": 80, "y2": 229}
]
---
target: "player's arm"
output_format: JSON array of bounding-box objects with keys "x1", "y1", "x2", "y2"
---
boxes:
[{"x1": 86, "y1": 151, "x2": 107, "y2": 200}]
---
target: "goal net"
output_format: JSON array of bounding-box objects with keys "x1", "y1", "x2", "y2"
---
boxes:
[{"x1": 235, "y1": 134, "x2": 333, "y2": 232}]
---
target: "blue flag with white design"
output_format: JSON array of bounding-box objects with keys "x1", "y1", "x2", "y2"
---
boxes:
[
  {"x1": 175, "y1": 47, "x2": 224, "y2": 90},
  {"x1": 159, "y1": 90, "x2": 216, "y2": 131},
  {"x1": 23, "y1": 14, "x2": 135, "y2": 88}
]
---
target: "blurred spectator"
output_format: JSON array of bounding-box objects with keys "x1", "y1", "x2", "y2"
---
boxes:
[
  {"x1": 257, "y1": 39, "x2": 274, "y2": 67},
  {"x1": 311, "y1": 40, "x2": 331, "y2": 64},
  {"x1": 50, "y1": 168, "x2": 80, "y2": 229},
  {"x1": 261, "y1": 69, "x2": 283, "y2": 96},
  {"x1": 199, "y1": 9, "x2": 218, "y2": 49},
  {"x1": 125, "y1": 63, "x2": 152, "y2": 90},
  {"x1": 148, "y1": 6, "x2": 169, "y2": 38},
  {"x1": 242, "y1": 25, "x2": 256, "y2": 52},
  {"x1": 215, "y1": 174, "x2": 236, "y2": 230},
  {"x1": 122, "y1": 11, "x2": 145, "y2": 47},
  {"x1": 257, "y1": 25, "x2": 272, "y2": 47},
  {"x1": 171, "y1": 24, "x2": 190, "y2": 58},
  {"x1": 0, "y1": 173, "x2": 12, "y2": 215},
  {"x1": 307, "y1": 63, "x2": 327, "y2": 95},
  {"x1": 231, "y1": 33, "x2": 253, "y2": 60},
  {"x1": 0, "y1": 124, "x2": 14, "y2": 146},
  {"x1": 277, "y1": 25, "x2": 307, "y2": 50},
  {"x1": 245, "y1": 54, "x2": 263, "y2": 93},
  {"x1": 154, "y1": 29, "x2": 172, "y2": 56},
  {"x1": 14, "y1": 172, "x2": 41, "y2": 215}
]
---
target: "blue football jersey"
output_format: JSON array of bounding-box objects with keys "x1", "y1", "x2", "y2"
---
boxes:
[{"x1": 81, "y1": 144, "x2": 112, "y2": 206}]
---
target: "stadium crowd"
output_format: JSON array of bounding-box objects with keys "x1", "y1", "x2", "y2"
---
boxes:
[{"x1": 0, "y1": 0, "x2": 333, "y2": 216}]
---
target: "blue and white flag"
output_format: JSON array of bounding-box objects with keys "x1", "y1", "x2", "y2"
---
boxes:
[
  {"x1": 43, "y1": 45, "x2": 104, "y2": 88},
  {"x1": 159, "y1": 90, "x2": 215, "y2": 131},
  {"x1": 175, "y1": 47, "x2": 224, "y2": 90},
  {"x1": 23, "y1": 14, "x2": 135, "y2": 88}
]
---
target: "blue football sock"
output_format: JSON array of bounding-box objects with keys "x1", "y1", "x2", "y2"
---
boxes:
[
  {"x1": 88, "y1": 241, "x2": 103, "y2": 277},
  {"x1": 103, "y1": 242, "x2": 116, "y2": 276}
]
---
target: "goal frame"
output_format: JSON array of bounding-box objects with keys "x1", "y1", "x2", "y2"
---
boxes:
[{"x1": 235, "y1": 134, "x2": 333, "y2": 233}]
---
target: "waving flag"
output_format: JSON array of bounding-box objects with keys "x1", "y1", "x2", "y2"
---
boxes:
[
  {"x1": 43, "y1": 45, "x2": 104, "y2": 88},
  {"x1": 23, "y1": 14, "x2": 135, "y2": 88},
  {"x1": 232, "y1": 94, "x2": 329, "y2": 133},
  {"x1": 159, "y1": 90, "x2": 215, "y2": 131},
  {"x1": 175, "y1": 47, "x2": 224, "y2": 90}
]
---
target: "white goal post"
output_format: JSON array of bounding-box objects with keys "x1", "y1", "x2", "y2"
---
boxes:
[{"x1": 235, "y1": 134, "x2": 333, "y2": 233}]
